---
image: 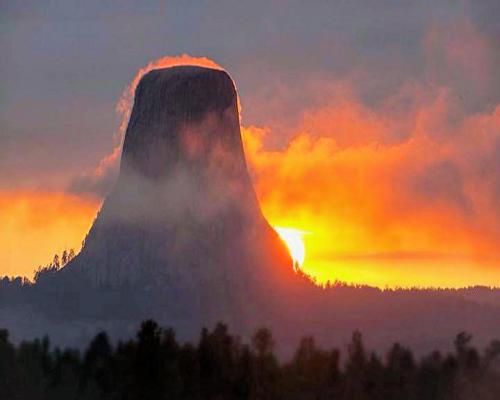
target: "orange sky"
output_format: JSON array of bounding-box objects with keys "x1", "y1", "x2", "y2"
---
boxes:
[
  {"x1": 0, "y1": 190, "x2": 98, "y2": 278},
  {"x1": 1, "y1": 41, "x2": 499, "y2": 286}
]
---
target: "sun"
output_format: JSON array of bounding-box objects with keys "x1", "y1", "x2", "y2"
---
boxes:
[{"x1": 274, "y1": 226, "x2": 307, "y2": 270}]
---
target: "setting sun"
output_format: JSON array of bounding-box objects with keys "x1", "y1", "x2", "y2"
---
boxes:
[{"x1": 274, "y1": 226, "x2": 307, "y2": 270}]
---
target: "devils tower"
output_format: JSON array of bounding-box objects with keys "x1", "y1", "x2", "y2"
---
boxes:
[
  {"x1": 5, "y1": 66, "x2": 499, "y2": 355},
  {"x1": 58, "y1": 66, "x2": 306, "y2": 335}
]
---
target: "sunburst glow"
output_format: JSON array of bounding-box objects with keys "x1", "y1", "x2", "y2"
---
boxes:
[{"x1": 274, "y1": 226, "x2": 307, "y2": 270}]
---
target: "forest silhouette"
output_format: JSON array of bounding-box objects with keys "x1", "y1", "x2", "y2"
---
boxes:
[
  {"x1": 1, "y1": 319, "x2": 500, "y2": 399},
  {"x1": 2, "y1": 251, "x2": 500, "y2": 398},
  {"x1": 2, "y1": 250, "x2": 500, "y2": 357}
]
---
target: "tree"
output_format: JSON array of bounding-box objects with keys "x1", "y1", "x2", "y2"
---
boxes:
[
  {"x1": 383, "y1": 343, "x2": 416, "y2": 400},
  {"x1": 251, "y1": 327, "x2": 279, "y2": 399},
  {"x1": 198, "y1": 323, "x2": 238, "y2": 398},
  {"x1": 160, "y1": 328, "x2": 181, "y2": 399},
  {"x1": 46, "y1": 348, "x2": 81, "y2": 400},
  {"x1": 53, "y1": 254, "x2": 60, "y2": 269},
  {"x1": 454, "y1": 332, "x2": 479, "y2": 370},
  {"x1": 61, "y1": 250, "x2": 68, "y2": 266},
  {"x1": 82, "y1": 331, "x2": 113, "y2": 398},
  {"x1": 133, "y1": 320, "x2": 165, "y2": 399},
  {"x1": 252, "y1": 327, "x2": 274, "y2": 358},
  {"x1": 0, "y1": 330, "x2": 17, "y2": 400},
  {"x1": 285, "y1": 335, "x2": 335, "y2": 398},
  {"x1": 344, "y1": 330, "x2": 369, "y2": 400}
]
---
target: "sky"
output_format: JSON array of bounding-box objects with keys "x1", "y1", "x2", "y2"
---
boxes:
[{"x1": 1, "y1": 0, "x2": 499, "y2": 287}]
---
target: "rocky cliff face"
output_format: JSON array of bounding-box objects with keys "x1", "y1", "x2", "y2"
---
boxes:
[{"x1": 59, "y1": 66, "x2": 300, "y2": 333}]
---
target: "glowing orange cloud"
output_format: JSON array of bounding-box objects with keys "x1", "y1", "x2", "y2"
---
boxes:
[{"x1": 241, "y1": 92, "x2": 500, "y2": 287}]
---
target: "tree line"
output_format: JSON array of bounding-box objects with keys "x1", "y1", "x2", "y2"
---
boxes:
[{"x1": 1, "y1": 321, "x2": 499, "y2": 400}]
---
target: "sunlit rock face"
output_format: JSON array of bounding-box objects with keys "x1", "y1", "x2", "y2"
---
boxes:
[{"x1": 60, "y1": 66, "x2": 297, "y2": 332}]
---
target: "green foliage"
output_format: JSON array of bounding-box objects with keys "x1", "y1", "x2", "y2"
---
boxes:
[{"x1": 0, "y1": 323, "x2": 499, "y2": 399}]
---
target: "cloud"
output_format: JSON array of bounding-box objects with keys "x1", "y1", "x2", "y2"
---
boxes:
[
  {"x1": 238, "y1": 16, "x2": 500, "y2": 278},
  {"x1": 2, "y1": 6, "x2": 499, "y2": 286}
]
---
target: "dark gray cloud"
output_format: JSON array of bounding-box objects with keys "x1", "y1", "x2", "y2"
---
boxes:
[{"x1": 1, "y1": 0, "x2": 499, "y2": 198}]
